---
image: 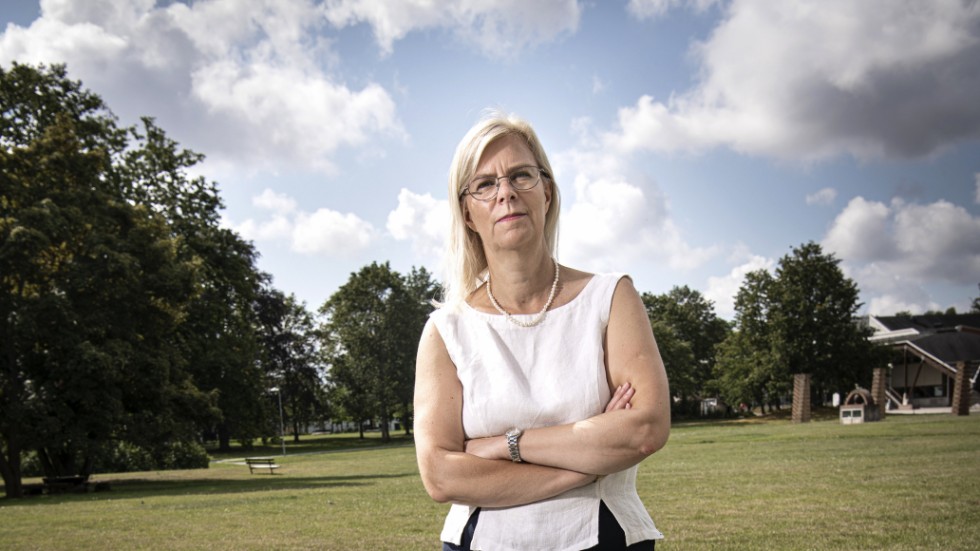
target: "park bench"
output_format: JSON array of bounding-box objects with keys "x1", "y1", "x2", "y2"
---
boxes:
[{"x1": 245, "y1": 457, "x2": 280, "y2": 474}]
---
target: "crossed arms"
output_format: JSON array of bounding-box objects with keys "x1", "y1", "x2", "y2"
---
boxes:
[{"x1": 414, "y1": 278, "x2": 670, "y2": 508}]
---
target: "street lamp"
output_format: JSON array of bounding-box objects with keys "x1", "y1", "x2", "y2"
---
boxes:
[{"x1": 269, "y1": 386, "x2": 286, "y2": 456}]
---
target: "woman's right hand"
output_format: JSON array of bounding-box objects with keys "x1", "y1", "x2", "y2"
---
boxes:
[{"x1": 604, "y1": 382, "x2": 635, "y2": 413}]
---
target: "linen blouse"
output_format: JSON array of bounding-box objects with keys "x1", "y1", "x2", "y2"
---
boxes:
[{"x1": 428, "y1": 273, "x2": 663, "y2": 551}]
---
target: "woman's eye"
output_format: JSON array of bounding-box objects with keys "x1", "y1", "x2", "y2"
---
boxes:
[{"x1": 473, "y1": 179, "x2": 494, "y2": 191}]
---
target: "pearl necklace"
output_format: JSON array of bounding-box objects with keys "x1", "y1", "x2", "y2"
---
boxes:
[{"x1": 486, "y1": 258, "x2": 560, "y2": 328}]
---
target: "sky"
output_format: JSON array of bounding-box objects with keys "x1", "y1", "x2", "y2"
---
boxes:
[{"x1": 2, "y1": 0, "x2": 979, "y2": 319}]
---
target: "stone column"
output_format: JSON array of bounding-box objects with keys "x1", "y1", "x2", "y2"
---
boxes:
[
  {"x1": 792, "y1": 373, "x2": 811, "y2": 423},
  {"x1": 951, "y1": 361, "x2": 971, "y2": 416},
  {"x1": 871, "y1": 367, "x2": 887, "y2": 418}
]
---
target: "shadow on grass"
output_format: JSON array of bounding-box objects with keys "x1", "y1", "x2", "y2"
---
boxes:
[{"x1": 2, "y1": 472, "x2": 417, "y2": 506}]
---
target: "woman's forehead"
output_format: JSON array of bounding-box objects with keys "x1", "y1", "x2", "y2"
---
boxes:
[{"x1": 475, "y1": 134, "x2": 535, "y2": 171}]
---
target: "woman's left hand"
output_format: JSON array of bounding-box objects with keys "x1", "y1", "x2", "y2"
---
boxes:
[{"x1": 605, "y1": 382, "x2": 635, "y2": 413}]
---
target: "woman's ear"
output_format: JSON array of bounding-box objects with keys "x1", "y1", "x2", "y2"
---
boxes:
[{"x1": 463, "y1": 205, "x2": 476, "y2": 232}]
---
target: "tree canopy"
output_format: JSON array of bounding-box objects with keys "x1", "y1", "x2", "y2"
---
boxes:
[
  {"x1": 319, "y1": 263, "x2": 437, "y2": 441},
  {"x1": 711, "y1": 242, "x2": 882, "y2": 412},
  {"x1": 0, "y1": 63, "x2": 272, "y2": 496},
  {"x1": 642, "y1": 285, "x2": 730, "y2": 413}
]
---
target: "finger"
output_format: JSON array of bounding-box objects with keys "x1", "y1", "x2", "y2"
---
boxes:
[
  {"x1": 604, "y1": 385, "x2": 625, "y2": 413},
  {"x1": 605, "y1": 383, "x2": 634, "y2": 412}
]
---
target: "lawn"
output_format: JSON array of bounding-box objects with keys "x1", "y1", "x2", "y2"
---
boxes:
[{"x1": 1, "y1": 414, "x2": 978, "y2": 550}]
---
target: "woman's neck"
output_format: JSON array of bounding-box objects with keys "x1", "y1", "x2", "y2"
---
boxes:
[{"x1": 484, "y1": 247, "x2": 557, "y2": 314}]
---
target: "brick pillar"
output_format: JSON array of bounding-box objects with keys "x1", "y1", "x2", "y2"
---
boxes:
[
  {"x1": 871, "y1": 367, "x2": 887, "y2": 418},
  {"x1": 951, "y1": 361, "x2": 971, "y2": 416},
  {"x1": 792, "y1": 373, "x2": 811, "y2": 423}
]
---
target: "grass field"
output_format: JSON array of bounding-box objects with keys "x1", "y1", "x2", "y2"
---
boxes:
[{"x1": 2, "y1": 413, "x2": 978, "y2": 550}]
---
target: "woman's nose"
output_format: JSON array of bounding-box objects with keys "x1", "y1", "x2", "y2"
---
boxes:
[{"x1": 496, "y1": 177, "x2": 517, "y2": 202}]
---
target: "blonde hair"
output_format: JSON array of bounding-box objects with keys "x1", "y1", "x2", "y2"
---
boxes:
[{"x1": 440, "y1": 111, "x2": 561, "y2": 308}]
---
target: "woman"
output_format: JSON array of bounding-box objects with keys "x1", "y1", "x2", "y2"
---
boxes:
[{"x1": 415, "y1": 112, "x2": 670, "y2": 550}]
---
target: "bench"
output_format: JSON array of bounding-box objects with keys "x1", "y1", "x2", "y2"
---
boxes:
[{"x1": 245, "y1": 457, "x2": 280, "y2": 474}]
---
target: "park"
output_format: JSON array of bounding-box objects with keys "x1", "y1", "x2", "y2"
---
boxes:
[{"x1": 2, "y1": 411, "x2": 978, "y2": 550}]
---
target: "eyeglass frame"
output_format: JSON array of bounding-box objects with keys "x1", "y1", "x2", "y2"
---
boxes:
[{"x1": 458, "y1": 165, "x2": 550, "y2": 201}]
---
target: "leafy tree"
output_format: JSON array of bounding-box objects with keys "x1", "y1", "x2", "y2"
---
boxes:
[
  {"x1": 649, "y1": 320, "x2": 696, "y2": 403},
  {"x1": 711, "y1": 270, "x2": 785, "y2": 412},
  {"x1": 319, "y1": 263, "x2": 435, "y2": 442},
  {"x1": 769, "y1": 242, "x2": 877, "y2": 401},
  {"x1": 399, "y1": 266, "x2": 441, "y2": 433},
  {"x1": 971, "y1": 284, "x2": 979, "y2": 313},
  {"x1": 642, "y1": 285, "x2": 730, "y2": 412},
  {"x1": 1, "y1": 63, "x2": 275, "y2": 496},
  {"x1": 0, "y1": 63, "x2": 208, "y2": 496},
  {"x1": 255, "y1": 288, "x2": 325, "y2": 442}
]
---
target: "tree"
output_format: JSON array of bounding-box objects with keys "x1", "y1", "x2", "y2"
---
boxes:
[
  {"x1": 648, "y1": 320, "x2": 696, "y2": 404},
  {"x1": 642, "y1": 286, "x2": 730, "y2": 412},
  {"x1": 1, "y1": 63, "x2": 275, "y2": 496},
  {"x1": 0, "y1": 64, "x2": 208, "y2": 496},
  {"x1": 319, "y1": 263, "x2": 435, "y2": 442},
  {"x1": 711, "y1": 270, "x2": 786, "y2": 412},
  {"x1": 769, "y1": 242, "x2": 877, "y2": 401},
  {"x1": 255, "y1": 288, "x2": 325, "y2": 442},
  {"x1": 398, "y1": 266, "x2": 441, "y2": 433},
  {"x1": 972, "y1": 284, "x2": 979, "y2": 313}
]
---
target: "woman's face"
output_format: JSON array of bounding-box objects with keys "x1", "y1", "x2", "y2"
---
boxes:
[{"x1": 463, "y1": 134, "x2": 552, "y2": 255}]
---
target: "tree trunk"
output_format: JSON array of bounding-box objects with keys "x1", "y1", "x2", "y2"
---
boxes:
[
  {"x1": 217, "y1": 423, "x2": 232, "y2": 452},
  {"x1": 402, "y1": 400, "x2": 412, "y2": 435},
  {"x1": 380, "y1": 413, "x2": 391, "y2": 443},
  {"x1": 0, "y1": 437, "x2": 24, "y2": 498},
  {"x1": 358, "y1": 420, "x2": 364, "y2": 439}
]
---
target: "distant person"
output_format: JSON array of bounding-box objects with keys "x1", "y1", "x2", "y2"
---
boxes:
[{"x1": 414, "y1": 111, "x2": 671, "y2": 550}]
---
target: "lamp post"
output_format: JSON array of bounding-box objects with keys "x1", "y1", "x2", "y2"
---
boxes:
[{"x1": 269, "y1": 386, "x2": 286, "y2": 456}]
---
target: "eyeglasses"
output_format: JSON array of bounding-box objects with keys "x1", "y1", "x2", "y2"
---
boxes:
[{"x1": 460, "y1": 165, "x2": 548, "y2": 201}]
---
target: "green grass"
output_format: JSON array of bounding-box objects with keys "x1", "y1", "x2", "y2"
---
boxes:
[{"x1": 2, "y1": 415, "x2": 979, "y2": 550}]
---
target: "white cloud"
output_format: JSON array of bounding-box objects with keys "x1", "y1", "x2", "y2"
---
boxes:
[
  {"x1": 975, "y1": 173, "x2": 980, "y2": 204},
  {"x1": 805, "y1": 187, "x2": 837, "y2": 206},
  {"x1": 323, "y1": 0, "x2": 581, "y2": 58},
  {"x1": 230, "y1": 189, "x2": 375, "y2": 256},
  {"x1": 253, "y1": 188, "x2": 298, "y2": 213},
  {"x1": 609, "y1": 0, "x2": 980, "y2": 161},
  {"x1": 627, "y1": 0, "x2": 722, "y2": 20},
  {"x1": 0, "y1": 0, "x2": 404, "y2": 172},
  {"x1": 554, "y1": 148, "x2": 717, "y2": 273},
  {"x1": 704, "y1": 249, "x2": 776, "y2": 319},
  {"x1": 822, "y1": 196, "x2": 895, "y2": 262},
  {"x1": 292, "y1": 208, "x2": 375, "y2": 255},
  {"x1": 387, "y1": 188, "x2": 449, "y2": 261},
  {"x1": 822, "y1": 195, "x2": 980, "y2": 314}
]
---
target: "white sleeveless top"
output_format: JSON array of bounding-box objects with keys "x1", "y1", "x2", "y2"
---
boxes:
[{"x1": 428, "y1": 273, "x2": 663, "y2": 551}]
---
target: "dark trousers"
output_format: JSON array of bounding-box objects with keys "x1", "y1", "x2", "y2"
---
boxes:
[{"x1": 442, "y1": 502, "x2": 656, "y2": 551}]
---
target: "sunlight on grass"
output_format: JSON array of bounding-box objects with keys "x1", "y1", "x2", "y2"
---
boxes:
[{"x1": 2, "y1": 416, "x2": 978, "y2": 550}]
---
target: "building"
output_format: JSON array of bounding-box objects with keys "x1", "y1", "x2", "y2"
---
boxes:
[{"x1": 866, "y1": 313, "x2": 980, "y2": 412}]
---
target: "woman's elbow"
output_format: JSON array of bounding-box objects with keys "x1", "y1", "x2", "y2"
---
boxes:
[
  {"x1": 418, "y1": 454, "x2": 456, "y2": 503},
  {"x1": 422, "y1": 478, "x2": 453, "y2": 503},
  {"x1": 634, "y1": 418, "x2": 670, "y2": 457}
]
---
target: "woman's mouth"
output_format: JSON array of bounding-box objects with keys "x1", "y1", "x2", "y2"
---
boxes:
[{"x1": 496, "y1": 213, "x2": 526, "y2": 224}]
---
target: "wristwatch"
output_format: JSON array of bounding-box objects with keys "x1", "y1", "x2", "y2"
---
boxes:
[{"x1": 505, "y1": 428, "x2": 523, "y2": 463}]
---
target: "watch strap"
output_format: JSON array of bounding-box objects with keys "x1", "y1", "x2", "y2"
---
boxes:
[{"x1": 506, "y1": 428, "x2": 523, "y2": 462}]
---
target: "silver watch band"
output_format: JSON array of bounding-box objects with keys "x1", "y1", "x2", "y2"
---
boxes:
[{"x1": 506, "y1": 428, "x2": 523, "y2": 462}]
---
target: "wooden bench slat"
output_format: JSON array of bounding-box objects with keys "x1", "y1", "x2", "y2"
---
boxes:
[{"x1": 245, "y1": 457, "x2": 281, "y2": 474}]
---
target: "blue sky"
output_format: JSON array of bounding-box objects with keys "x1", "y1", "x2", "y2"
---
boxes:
[{"x1": 2, "y1": 0, "x2": 978, "y2": 318}]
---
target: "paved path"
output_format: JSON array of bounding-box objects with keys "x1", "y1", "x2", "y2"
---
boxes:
[{"x1": 211, "y1": 442, "x2": 414, "y2": 464}]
